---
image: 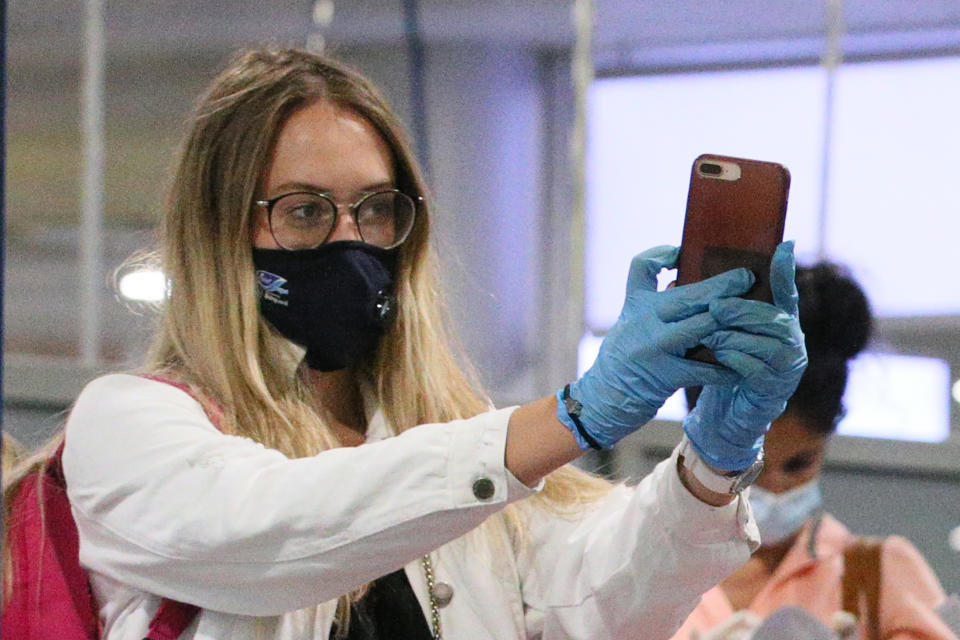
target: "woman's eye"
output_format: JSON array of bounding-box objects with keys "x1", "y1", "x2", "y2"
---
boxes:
[
  {"x1": 289, "y1": 202, "x2": 319, "y2": 218},
  {"x1": 359, "y1": 202, "x2": 393, "y2": 223},
  {"x1": 291, "y1": 205, "x2": 316, "y2": 219},
  {"x1": 782, "y1": 455, "x2": 816, "y2": 474},
  {"x1": 283, "y1": 201, "x2": 330, "y2": 225}
]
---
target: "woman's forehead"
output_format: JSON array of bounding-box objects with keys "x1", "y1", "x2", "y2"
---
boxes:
[
  {"x1": 264, "y1": 100, "x2": 395, "y2": 197},
  {"x1": 765, "y1": 412, "x2": 827, "y2": 458}
]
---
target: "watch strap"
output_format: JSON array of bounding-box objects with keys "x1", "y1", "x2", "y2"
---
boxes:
[
  {"x1": 678, "y1": 435, "x2": 764, "y2": 494},
  {"x1": 559, "y1": 384, "x2": 603, "y2": 451}
]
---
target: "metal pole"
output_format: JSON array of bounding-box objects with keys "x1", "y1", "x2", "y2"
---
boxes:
[
  {"x1": 569, "y1": 0, "x2": 592, "y2": 339},
  {"x1": 1, "y1": 0, "x2": 7, "y2": 418},
  {"x1": 80, "y1": 0, "x2": 105, "y2": 366},
  {"x1": 817, "y1": 0, "x2": 844, "y2": 260},
  {"x1": 403, "y1": 0, "x2": 431, "y2": 177}
]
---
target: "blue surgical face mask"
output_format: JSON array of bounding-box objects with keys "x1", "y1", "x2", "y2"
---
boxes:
[{"x1": 749, "y1": 479, "x2": 823, "y2": 546}]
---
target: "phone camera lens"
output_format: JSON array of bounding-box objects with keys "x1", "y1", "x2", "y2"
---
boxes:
[{"x1": 700, "y1": 162, "x2": 723, "y2": 176}]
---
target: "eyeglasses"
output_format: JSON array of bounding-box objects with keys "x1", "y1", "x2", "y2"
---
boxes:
[{"x1": 256, "y1": 189, "x2": 419, "y2": 251}]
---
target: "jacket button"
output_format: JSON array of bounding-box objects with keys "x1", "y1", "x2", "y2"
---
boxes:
[
  {"x1": 472, "y1": 477, "x2": 495, "y2": 500},
  {"x1": 433, "y1": 582, "x2": 454, "y2": 607}
]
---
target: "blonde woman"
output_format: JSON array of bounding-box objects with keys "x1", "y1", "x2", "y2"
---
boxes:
[{"x1": 7, "y1": 48, "x2": 806, "y2": 639}]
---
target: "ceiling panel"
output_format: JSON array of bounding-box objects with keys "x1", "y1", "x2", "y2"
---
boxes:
[{"x1": 10, "y1": 0, "x2": 960, "y2": 66}]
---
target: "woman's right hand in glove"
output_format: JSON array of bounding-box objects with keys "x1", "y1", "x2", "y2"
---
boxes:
[{"x1": 556, "y1": 244, "x2": 754, "y2": 450}]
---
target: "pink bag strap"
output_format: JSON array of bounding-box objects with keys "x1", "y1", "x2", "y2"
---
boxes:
[
  {"x1": 4, "y1": 443, "x2": 103, "y2": 640},
  {"x1": 842, "y1": 536, "x2": 884, "y2": 640},
  {"x1": 143, "y1": 600, "x2": 202, "y2": 640},
  {"x1": 52, "y1": 436, "x2": 200, "y2": 640},
  {"x1": 143, "y1": 375, "x2": 224, "y2": 429},
  {"x1": 139, "y1": 374, "x2": 226, "y2": 639}
]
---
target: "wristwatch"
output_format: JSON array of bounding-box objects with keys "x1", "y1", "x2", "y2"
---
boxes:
[
  {"x1": 677, "y1": 435, "x2": 764, "y2": 495},
  {"x1": 561, "y1": 384, "x2": 602, "y2": 450}
]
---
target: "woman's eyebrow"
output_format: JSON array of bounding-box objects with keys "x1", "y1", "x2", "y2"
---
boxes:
[
  {"x1": 270, "y1": 180, "x2": 330, "y2": 194},
  {"x1": 269, "y1": 180, "x2": 395, "y2": 195},
  {"x1": 357, "y1": 181, "x2": 395, "y2": 193},
  {"x1": 356, "y1": 180, "x2": 396, "y2": 194}
]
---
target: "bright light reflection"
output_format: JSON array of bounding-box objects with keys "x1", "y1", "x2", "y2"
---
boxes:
[
  {"x1": 952, "y1": 379, "x2": 960, "y2": 405},
  {"x1": 950, "y1": 525, "x2": 960, "y2": 553},
  {"x1": 838, "y1": 353, "x2": 951, "y2": 443},
  {"x1": 119, "y1": 269, "x2": 167, "y2": 302}
]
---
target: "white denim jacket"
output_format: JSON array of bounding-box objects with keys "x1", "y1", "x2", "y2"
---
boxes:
[{"x1": 63, "y1": 374, "x2": 758, "y2": 640}]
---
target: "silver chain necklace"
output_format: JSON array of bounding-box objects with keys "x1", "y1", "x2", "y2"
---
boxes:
[{"x1": 420, "y1": 554, "x2": 443, "y2": 639}]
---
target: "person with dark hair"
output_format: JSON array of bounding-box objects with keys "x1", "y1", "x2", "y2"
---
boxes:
[{"x1": 670, "y1": 263, "x2": 956, "y2": 640}]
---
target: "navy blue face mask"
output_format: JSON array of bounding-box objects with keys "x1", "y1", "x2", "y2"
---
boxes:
[{"x1": 252, "y1": 241, "x2": 397, "y2": 371}]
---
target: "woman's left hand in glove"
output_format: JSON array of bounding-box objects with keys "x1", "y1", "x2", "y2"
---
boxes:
[{"x1": 682, "y1": 241, "x2": 808, "y2": 472}]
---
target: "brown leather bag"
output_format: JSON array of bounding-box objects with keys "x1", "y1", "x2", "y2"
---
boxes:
[{"x1": 842, "y1": 536, "x2": 884, "y2": 640}]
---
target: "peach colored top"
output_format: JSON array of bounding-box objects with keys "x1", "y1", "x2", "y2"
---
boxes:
[{"x1": 670, "y1": 513, "x2": 957, "y2": 640}]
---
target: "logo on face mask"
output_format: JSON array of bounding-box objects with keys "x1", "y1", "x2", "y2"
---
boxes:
[{"x1": 256, "y1": 270, "x2": 289, "y2": 306}]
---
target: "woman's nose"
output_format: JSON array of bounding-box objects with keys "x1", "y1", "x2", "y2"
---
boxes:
[{"x1": 327, "y1": 205, "x2": 363, "y2": 243}]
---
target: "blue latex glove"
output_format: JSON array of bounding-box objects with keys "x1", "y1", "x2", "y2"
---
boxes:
[
  {"x1": 557, "y1": 245, "x2": 755, "y2": 449},
  {"x1": 682, "y1": 241, "x2": 808, "y2": 471}
]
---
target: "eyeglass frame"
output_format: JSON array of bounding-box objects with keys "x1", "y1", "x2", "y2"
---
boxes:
[{"x1": 255, "y1": 188, "x2": 422, "y2": 251}]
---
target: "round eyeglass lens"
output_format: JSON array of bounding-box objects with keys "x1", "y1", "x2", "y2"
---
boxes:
[
  {"x1": 270, "y1": 193, "x2": 337, "y2": 250},
  {"x1": 356, "y1": 191, "x2": 416, "y2": 249}
]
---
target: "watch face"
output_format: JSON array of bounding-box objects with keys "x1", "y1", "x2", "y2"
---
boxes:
[{"x1": 731, "y1": 458, "x2": 765, "y2": 493}]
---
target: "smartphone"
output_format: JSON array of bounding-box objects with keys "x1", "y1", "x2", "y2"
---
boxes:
[{"x1": 676, "y1": 153, "x2": 791, "y2": 363}]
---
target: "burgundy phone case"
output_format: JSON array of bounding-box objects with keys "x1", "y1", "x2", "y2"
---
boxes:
[{"x1": 677, "y1": 154, "x2": 790, "y2": 362}]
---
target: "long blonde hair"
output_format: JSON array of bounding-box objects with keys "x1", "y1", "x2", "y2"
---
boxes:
[
  {"x1": 3, "y1": 47, "x2": 610, "y2": 623},
  {"x1": 146, "y1": 46, "x2": 608, "y2": 494}
]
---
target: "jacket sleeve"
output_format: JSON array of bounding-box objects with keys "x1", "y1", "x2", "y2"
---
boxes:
[
  {"x1": 879, "y1": 535, "x2": 958, "y2": 640},
  {"x1": 63, "y1": 374, "x2": 536, "y2": 616},
  {"x1": 517, "y1": 443, "x2": 758, "y2": 640}
]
